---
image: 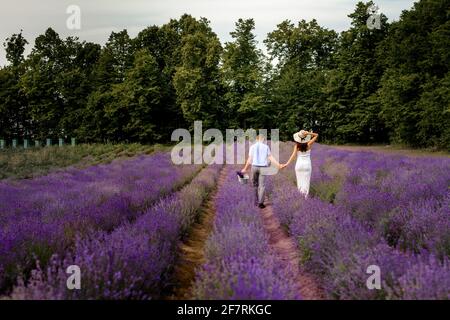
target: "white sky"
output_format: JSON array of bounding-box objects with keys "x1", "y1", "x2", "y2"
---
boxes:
[{"x1": 0, "y1": 0, "x2": 416, "y2": 66}]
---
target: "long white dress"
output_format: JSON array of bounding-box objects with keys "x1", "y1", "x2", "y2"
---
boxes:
[{"x1": 295, "y1": 149, "x2": 312, "y2": 197}]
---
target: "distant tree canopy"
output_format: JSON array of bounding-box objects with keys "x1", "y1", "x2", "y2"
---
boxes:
[{"x1": 0, "y1": 1, "x2": 449, "y2": 149}]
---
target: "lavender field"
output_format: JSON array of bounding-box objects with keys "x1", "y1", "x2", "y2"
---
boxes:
[
  {"x1": 0, "y1": 144, "x2": 449, "y2": 300},
  {"x1": 271, "y1": 144, "x2": 450, "y2": 299}
]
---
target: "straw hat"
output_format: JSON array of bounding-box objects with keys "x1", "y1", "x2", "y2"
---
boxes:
[{"x1": 293, "y1": 130, "x2": 311, "y2": 143}]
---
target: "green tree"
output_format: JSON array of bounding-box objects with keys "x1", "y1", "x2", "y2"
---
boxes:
[
  {"x1": 1, "y1": 2, "x2": 448, "y2": 149},
  {"x1": 80, "y1": 49, "x2": 163, "y2": 143},
  {"x1": 4, "y1": 31, "x2": 28, "y2": 67},
  {"x1": 104, "y1": 30, "x2": 135, "y2": 82},
  {"x1": 19, "y1": 29, "x2": 100, "y2": 140},
  {"x1": 134, "y1": 24, "x2": 186, "y2": 139},
  {"x1": 19, "y1": 28, "x2": 66, "y2": 140},
  {"x1": 58, "y1": 40, "x2": 101, "y2": 139},
  {"x1": 173, "y1": 16, "x2": 223, "y2": 129},
  {"x1": 79, "y1": 31, "x2": 133, "y2": 142},
  {"x1": 121, "y1": 49, "x2": 163, "y2": 142},
  {"x1": 265, "y1": 19, "x2": 338, "y2": 139},
  {"x1": 0, "y1": 31, "x2": 29, "y2": 140},
  {"x1": 222, "y1": 19, "x2": 267, "y2": 128},
  {"x1": 378, "y1": 0, "x2": 449, "y2": 148},
  {"x1": 324, "y1": 1, "x2": 389, "y2": 143}
]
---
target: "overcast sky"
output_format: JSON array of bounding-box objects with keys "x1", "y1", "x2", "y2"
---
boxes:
[{"x1": 0, "y1": 0, "x2": 416, "y2": 66}]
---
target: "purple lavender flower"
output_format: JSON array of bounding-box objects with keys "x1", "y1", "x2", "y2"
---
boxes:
[
  {"x1": 0, "y1": 152, "x2": 200, "y2": 293},
  {"x1": 8, "y1": 165, "x2": 222, "y2": 299},
  {"x1": 192, "y1": 168, "x2": 300, "y2": 300},
  {"x1": 269, "y1": 143, "x2": 450, "y2": 300}
]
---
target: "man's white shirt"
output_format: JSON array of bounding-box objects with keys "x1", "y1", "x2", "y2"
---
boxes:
[{"x1": 249, "y1": 142, "x2": 271, "y2": 167}]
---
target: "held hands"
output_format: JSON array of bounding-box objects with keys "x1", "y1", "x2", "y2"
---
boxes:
[{"x1": 243, "y1": 163, "x2": 287, "y2": 171}]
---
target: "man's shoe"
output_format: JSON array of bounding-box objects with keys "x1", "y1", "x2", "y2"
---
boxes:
[{"x1": 258, "y1": 203, "x2": 266, "y2": 209}]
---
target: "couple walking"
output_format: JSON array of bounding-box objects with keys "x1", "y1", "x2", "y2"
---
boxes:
[{"x1": 241, "y1": 130, "x2": 318, "y2": 208}]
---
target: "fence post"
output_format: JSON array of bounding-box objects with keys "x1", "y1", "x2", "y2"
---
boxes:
[
  {"x1": 35, "y1": 140, "x2": 40, "y2": 147},
  {"x1": 0, "y1": 139, "x2": 4, "y2": 149},
  {"x1": 71, "y1": 138, "x2": 76, "y2": 146},
  {"x1": 46, "y1": 139, "x2": 51, "y2": 147},
  {"x1": 12, "y1": 139, "x2": 17, "y2": 148},
  {"x1": 59, "y1": 138, "x2": 64, "y2": 147},
  {"x1": 24, "y1": 139, "x2": 29, "y2": 149}
]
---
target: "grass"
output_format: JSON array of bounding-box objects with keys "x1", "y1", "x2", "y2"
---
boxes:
[{"x1": 0, "y1": 143, "x2": 169, "y2": 180}]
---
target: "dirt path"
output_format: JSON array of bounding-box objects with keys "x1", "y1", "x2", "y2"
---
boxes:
[
  {"x1": 259, "y1": 199, "x2": 325, "y2": 300},
  {"x1": 169, "y1": 166, "x2": 228, "y2": 299}
]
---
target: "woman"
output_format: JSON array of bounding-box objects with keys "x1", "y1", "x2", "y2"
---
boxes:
[{"x1": 281, "y1": 130, "x2": 318, "y2": 197}]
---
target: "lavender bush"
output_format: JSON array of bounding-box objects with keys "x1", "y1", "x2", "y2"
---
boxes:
[
  {"x1": 331, "y1": 149, "x2": 450, "y2": 254},
  {"x1": 9, "y1": 165, "x2": 222, "y2": 300},
  {"x1": 270, "y1": 143, "x2": 450, "y2": 299},
  {"x1": 280, "y1": 143, "x2": 450, "y2": 257},
  {"x1": 0, "y1": 152, "x2": 200, "y2": 293},
  {"x1": 192, "y1": 168, "x2": 300, "y2": 300}
]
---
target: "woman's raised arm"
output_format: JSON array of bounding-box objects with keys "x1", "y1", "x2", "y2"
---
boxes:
[{"x1": 307, "y1": 131, "x2": 319, "y2": 146}]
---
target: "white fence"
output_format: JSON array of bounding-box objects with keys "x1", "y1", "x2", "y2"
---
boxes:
[{"x1": 0, "y1": 138, "x2": 76, "y2": 149}]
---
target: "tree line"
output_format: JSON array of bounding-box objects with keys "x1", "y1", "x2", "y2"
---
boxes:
[{"x1": 0, "y1": 0, "x2": 448, "y2": 149}]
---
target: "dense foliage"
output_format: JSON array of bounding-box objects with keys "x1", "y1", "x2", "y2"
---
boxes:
[{"x1": 0, "y1": 1, "x2": 448, "y2": 149}]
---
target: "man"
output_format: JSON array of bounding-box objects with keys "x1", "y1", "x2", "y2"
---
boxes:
[{"x1": 241, "y1": 135, "x2": 282, "y2": 209}]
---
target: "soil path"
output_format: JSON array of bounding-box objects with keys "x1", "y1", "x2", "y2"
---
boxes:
[
  {"x1": 259, "y1": 199, "x2": 326, "y2": 300},
  {"x1": 169, "y1": 166, "x2": 228, "y2": 299}
]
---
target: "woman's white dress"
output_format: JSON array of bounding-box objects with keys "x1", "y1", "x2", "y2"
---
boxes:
[{"x1": 295, "y1": 149, "x2": 312, "y2": 197}]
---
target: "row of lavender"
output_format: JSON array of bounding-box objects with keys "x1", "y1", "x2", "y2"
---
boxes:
[
  {"x1": 331, "y1": 149, "x2": 449, "y2": 259},
  {"x1": 191, "y1": 168, "x2": 300, "y2": 299},
  {"x1": 270, "y1": 144, "x2": 449, "y2": 299},
  {"x1": 278, "y1": 142, "x2": 450, "y2": 257},
  {"x1": 6, "y1": 164, "x2": 223, "y2": 299},
  {"x1": 0, "y1": 152, "x2": 200, "y2": 294},
  {"x1": 305, "y1": 144, "x2": 450, "y2": 259}
]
